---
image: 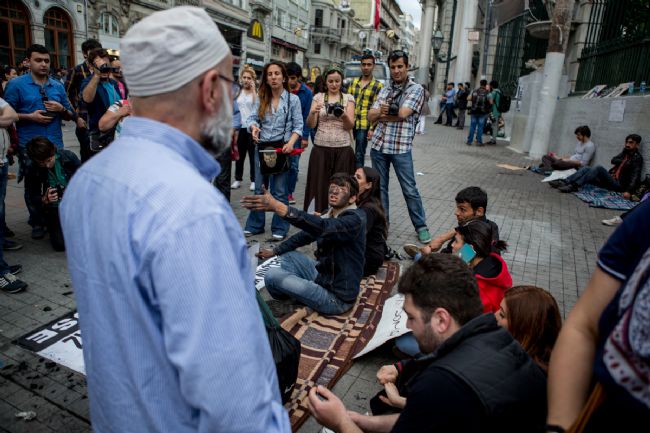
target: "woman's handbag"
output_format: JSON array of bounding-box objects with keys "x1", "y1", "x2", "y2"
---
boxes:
[
  {"x1": 257, "y1": 94, "x2": 293, "y2": 176},
  {"x1": 255, "y1": 290, "x2": 301, "y2": 404}
]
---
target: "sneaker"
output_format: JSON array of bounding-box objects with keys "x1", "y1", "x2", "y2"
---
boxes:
[
  {"x1": 602, "y1": 216, "x2": 623, "y2": 226},
  {"x1": 403, "y1": 244, "x2": 420, "y2": 259},
  {"x1": 231, "y1": 180, "x2": 241, "y2": 189},
  {"x1": 269, "y1": 234, "x2": 286, "y2": 242},
  {"x1": 3, "y1": 240, "x2": 23, "y2": 251},
  {"x1": 288, "y1": 194, "x2": 296, "y2": 205},
  {"x1": 558, "y1": 183, "x2": 578, "y2": 193},
  {"x1": 476, "y1": 142, "x2": 484, "y2": 147},
  {"x1": 465, "y1": 141, "x2": 472, "y2": 146},
  {"x1": 9, "y1": 264, "x2": 22, "y2": 275},
  {"x1": 249, "y1": 182, "x2": 256, "y2": 191},
  {"x1": 0, "y1": 273, "x2": 27, "y2": 294},
  {"x1": 31, "y1": 226, "x2": 46, "y2": 240},
  {"x1": 417, "y1": 228, "x2": 432, "y2": 244}
]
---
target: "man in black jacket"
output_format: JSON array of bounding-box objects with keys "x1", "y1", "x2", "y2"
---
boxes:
[
  {"x1": 557, "y1": 134, "x2": 644, "y2": 196},
  {"x1": 308, "y1": 253, "x2": 547, "y2": 433},
  {"x1": 242, "y1": 173, "x2": 366, "y2": 315},
  {"x1": 26, "y1": 136, "x2": 80, "y2": 251}
]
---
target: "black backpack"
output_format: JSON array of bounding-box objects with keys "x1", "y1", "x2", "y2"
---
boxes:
[
  {"x1": 471, "y1": 88, "x2": 489, "y2": 114},
  {"x1": 496, "y1": 90, "x2": 511, "y2": 113}
]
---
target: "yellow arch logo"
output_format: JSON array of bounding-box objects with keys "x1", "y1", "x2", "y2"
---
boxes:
[{"x1": 249, "y1": 19, "x2": 264, "y2": 41}]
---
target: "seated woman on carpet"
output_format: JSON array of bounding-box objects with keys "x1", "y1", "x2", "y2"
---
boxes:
[{"x1": 355, "y1": 166, "x2": 388, "y2": 277}]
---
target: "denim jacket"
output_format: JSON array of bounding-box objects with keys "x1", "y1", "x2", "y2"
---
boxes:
[{"x1": 273, "y1": 206, "x2": 366, "y2": 303}]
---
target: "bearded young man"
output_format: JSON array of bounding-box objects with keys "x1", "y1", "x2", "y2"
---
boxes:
[
  {"x1": 308, "y1": 254, "x2": 547, "y2": 433},
  {"x1": 242, "y1": 173, "x2": 366, "y2": 315},
  {"x1": 59, "y1": 7, "x2": 290, "y2": 433}
]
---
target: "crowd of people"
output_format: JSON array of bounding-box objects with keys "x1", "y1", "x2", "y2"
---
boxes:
[{"x1": 0, "y1": 5, "x2": 648, "y2": 433}]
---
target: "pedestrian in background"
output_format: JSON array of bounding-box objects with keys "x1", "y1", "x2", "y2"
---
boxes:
[{"x1": 231, "y1": 65, "x2": 258, "y2": 192}]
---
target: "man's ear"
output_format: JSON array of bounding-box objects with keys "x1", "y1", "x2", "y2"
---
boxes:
[
  {"x1": 349, "y1": 194, "x2": 357, "y2": 205},
  {"x1": 199, "y1": 69, "x2": 221, "y2": 114},
  {"x1": 475, "y1": 207, "x2": 486, "y2": 217},
  {"x1": 430, "y1": 307, "x2": 453, "y2": 334}
]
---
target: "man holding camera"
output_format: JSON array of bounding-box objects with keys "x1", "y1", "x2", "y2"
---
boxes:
[
  {"x1": 26, "y1": 136, "x2": 80, "y2": 251},
  {"x1": 368, "y1": 50, "x2": 431, "y2": 244},
  {"x1": 4, "y1": 44, "x2": 79, "y2": 240},
  {"x1": 80, "y1": 48, "x2": 122, "y2": 159}
]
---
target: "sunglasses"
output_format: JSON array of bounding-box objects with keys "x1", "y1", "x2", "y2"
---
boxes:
[
  {"x1": 39, "y1": 86, "x2": 48, "y2": 102},
  {"x1": 390, "y1": 50, "x2": 407, "y2": 58}
]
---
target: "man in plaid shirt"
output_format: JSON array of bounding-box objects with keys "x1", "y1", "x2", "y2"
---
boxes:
[
  {"x1": 349, "y1": 53, "x2": 383, "y2": 167},
  {"x1": 368, "y1": 51, "x2": 431, "y2": 244}
]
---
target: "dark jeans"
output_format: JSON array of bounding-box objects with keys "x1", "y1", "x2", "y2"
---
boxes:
[
  {"x1": 456, "y1": 108, "x2": 466, "y2": 128},
  {"x1": 287, "y1": 141, "x2": 302, "y2": 196},
  {"x1": 541, "y1": 155, "x2": 581, "y2": 171},
  {"x1": 214, "y1": 147, "x2": 232, "y2": 202},
  {"x1": 568, "y1": 166, "x2": 622, "y2": 191},
  {"x1": 444, "y1": 104, "x2": 455, "y2": 125},
  {"x1": 44, "y1": 206, "x2": 65, "y2": 251},
  {"x1": 76, "y1": 126, "x2": 92, "y2": 163},
  {"x1": 234, "y1": 128, "x2": 255, "y2": 183},
  {"x1": 467, "y1": 114, "x2": 488, "y2": 144},
  {"x1": 17, "y1": 147, "x2": 45, "y2": 228},
  {"x1": 0, "y1": 164, "x2": 10, "y2": 274},
  {"x1": 370, "y1": 149, "x2": 427, "y2": 231},
  {"x1": 354, "y1": 128, "x2": 369, "y2": 168}
]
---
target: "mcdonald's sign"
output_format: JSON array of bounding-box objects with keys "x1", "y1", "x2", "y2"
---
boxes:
[{"x1": 248, "y1": 19, "x2": 264, "y2": 41}]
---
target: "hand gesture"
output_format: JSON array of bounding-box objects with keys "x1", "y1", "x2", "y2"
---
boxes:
[
  {"x1": 256, "y1": 249, "x2": 275, "y2": 259},
  {"x1": 250, "y1": 125, "x2": 261, "y2": 142},
  {"x1": 31, "y1": 110, "x2": 53, "y2": 124},
  {"x1": 379, "y1": 382, "x2": 406, "y2": 409},
  {"x1": 43, "y1": 100, "x2": 64, "y2": 113},
  {"x1": 76, "y1": 117, "x2": 87, "y2": 129},
  {"x1": 367, "y1": 129, "x2": 374, "y2": 140},
  {"x1": 377, "y1": 364, "x2": 398, "y2": 385},
  {"x1": 282, "y1": 142, "x2": 293, "y2": 154},
  {"x1": 308, "y1": 386, "x2": 350, "y2": 431},
  {"x1": 380, "y1": 103, "x2": 390, "y2": 116},
  {"x1": 311, "y1": 100, "x2": 324, "y2": 114},
  {"x1": 428, "y1": 238, "x2": 444, "y2": 252},
  {"x1": 301, "y1": 138, "x2": 308, "y2": 149},
  {"x1": 241, "y1": 186, "x2": 277, "y2": 212}
]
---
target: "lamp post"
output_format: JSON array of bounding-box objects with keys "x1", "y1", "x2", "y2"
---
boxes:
[{"x1": 432, "y1": 28, "x2": 457, "y2": 85}]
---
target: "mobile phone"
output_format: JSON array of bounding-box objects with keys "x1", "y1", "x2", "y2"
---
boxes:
[
  {"x1": 458, "y1": 244, "x2": 477, "y2": 263},
  {"x1": 42, "y1": 111, "x2": 57, "y2": 118}
]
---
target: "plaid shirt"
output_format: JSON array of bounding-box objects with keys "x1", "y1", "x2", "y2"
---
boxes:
[
  {"x1": 349, "y1": 77, "x2": 383, "y2": 130},
  {"x1": 370, "y1": 81, "x2": 424, "y2": 154}
]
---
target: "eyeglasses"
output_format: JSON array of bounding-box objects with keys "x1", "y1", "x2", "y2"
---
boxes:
[
  {"x1": 328, "y1": 185, "x2": 349, "y2": 194},
  {"x1": 218, "y1": 73, "x2": 235, "y2": 85}
]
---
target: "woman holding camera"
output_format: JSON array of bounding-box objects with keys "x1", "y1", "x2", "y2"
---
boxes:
[{"x1": 303, "y1": 65, "x2": 355, "y2": 213}]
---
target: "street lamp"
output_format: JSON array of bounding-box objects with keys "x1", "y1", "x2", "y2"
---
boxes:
[{"x1": 432, "y1": 29, "x2": 444, "y2": 54}]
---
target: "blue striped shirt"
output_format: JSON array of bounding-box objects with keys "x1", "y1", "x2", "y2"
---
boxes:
[{"x1": 60, "y1": 116, "x2": 290, "y2": 433}]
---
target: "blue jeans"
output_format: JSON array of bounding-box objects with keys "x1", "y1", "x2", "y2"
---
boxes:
[
  {"x1": 244, "y1": 147, "x2": 290, "y2": 237},
  {"x1": 0, "y1": 164, "x2": 10, "y2": 274},
  {"x1": 395, "y1": 332, "x2": 422, "y2": 358},
  {"x1": 265, "y1": 251, "x2": 354, "y2": 315},
  {"x1": 354, "y1": 128, "x2": 369, "y2": 168},
  {"x1": 568, "y1": 166, "x2": 622, "y2": 191},
  {"x1": 370, "y1": 149, "x2": 427, "y2": 231},
  {"x1": 467, "y1": 114, "x2": 488, "y2": 144},
  {"x1": 287, "y1": 141, "x2": 302, "y2": 195}
]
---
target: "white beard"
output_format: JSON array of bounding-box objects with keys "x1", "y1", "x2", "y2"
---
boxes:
[{"x1": 200, "y1": 81, "x2": 233, "y2": 157}]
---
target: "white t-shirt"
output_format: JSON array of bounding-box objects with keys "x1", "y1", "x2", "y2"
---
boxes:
[
  {"x1": 0, "y1": 98, "x2": 11, "y2": 163},
  {"x1": 236, "y1": 91, "x2": 256, "y2": 126},
  {"x1": 569, "y1": 139, "x2": 596, "y2": 166}
]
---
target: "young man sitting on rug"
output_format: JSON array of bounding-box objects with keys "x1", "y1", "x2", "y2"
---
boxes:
[
  {"x1": 551, "y1": 134, "x2": 643, "y2": 196},
  {"x1": 242, "y1": 173, "x2": 366, "y2": 316},
  {"x1": 538, "y1": 125, "x2": 596, "y2": 171},
  {"x1": 308, "y1": 253, "x2": 547, "y2": 433},
  {"x1": 402, "y1": 186, "x2": 499, "y2": 259}
]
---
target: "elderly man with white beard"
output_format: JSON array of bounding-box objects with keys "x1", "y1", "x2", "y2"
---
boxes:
[{"x1": 59, "y1": 7, "x2": 291, "y2": 433}]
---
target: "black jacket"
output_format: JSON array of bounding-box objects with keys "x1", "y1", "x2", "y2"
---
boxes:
[
  {"x1": 29, "y1": 149, "x2": 80, "y2": 201},
  {"x1": 274, "y1": 206, "x2": 366, "y2": 303},
  {"x1": 393, "y1": 314, "x2": 547, "y2": 433},
  {"x1": 609, "y1": 149, "x2": 644, "y2": 193}
]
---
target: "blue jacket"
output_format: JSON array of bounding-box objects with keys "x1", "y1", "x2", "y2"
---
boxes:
[
  {"x1": 274, "y1": 206, "x2": 366, "y2": 303},
  {"x1": 291, "y1": 82, "x2": 313, "y2": 141}
]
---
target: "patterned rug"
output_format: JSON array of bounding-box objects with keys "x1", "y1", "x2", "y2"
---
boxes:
[
  {"x1": 573, "y1": 184, "x2": 637, "y2": 210},
  {"x1": 280, "y1": 261, "x2": 400, "y2": 431}
]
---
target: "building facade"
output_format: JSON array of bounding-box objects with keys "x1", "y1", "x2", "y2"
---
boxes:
[
  {"x1": 349, "y1": 0, "x2": 404, "y2": 59},
  {"x1": 269, "y1": 0, "x2": 310, "y2": 67}
]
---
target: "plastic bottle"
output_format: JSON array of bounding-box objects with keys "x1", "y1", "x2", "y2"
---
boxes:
[
  {"x1": 641, "y1": 81, "x2": 646, "y2": 95},
  {"x1": 628, "y1": 82, "x2": 634, "y2": 95}
]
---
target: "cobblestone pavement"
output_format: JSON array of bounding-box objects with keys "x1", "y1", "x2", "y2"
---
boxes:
[{"x1": 0, "y1": 119, "x2": 620, "y2": 432}]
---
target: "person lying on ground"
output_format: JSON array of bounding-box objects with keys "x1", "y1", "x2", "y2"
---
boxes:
[
  {"x1": 403, "y1": 186, "x2": 499, "y2": 258},
  {"x1": 308, "y1": 253, "x2": 547, "y2": 433},
  {"x1": 551, "y1": 134, "x2": 643, "y2": 197},
  {"x1": 242, "y1": 173, "x2": 366, "y2": 316},
  {"x1": 539, "y1": 125, "x2": 595, "y2": 171}
]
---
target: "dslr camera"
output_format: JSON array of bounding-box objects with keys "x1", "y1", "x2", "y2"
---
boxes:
[
  {"x1": 98, "y1": 64, "x2": 111, "y2": 74},
  {"x1": 387, "y1": 101, "x2": 400, "y2": 116},
  {"x1": 326, "y1": 102, "x2": 345, "y2": 118},
  {"x1": 55, "y1": 184, "x2": 65, "y2": 201}
]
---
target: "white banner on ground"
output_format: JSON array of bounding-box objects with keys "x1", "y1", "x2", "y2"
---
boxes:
[
  {"x1": 542, "y1": 168, "x2": 577, "y2": 183},
  {"x1": 254, "y1": 256, "x2": 281, "y2": 291},
  {"x1": 354, "y1": 294, "x2": 410, "y2": 358}
]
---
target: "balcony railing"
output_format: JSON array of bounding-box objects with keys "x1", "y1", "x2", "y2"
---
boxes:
[{"x1": 310, "y1": 26, "x2": 342, "y2": 38}]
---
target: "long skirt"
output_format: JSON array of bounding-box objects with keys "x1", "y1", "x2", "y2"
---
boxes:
[{"x1": 303, "y1": 144, "x2": 356, "y2": 213}]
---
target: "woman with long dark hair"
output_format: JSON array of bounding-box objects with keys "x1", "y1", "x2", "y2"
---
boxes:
[
  {"x1": 355, "y1": 166, "x2": 388, "y2": 276},
  {"x1": 304, "y1": 65, "x2": 355, "y2": 213},
  {"x1": 244, "y1": 61, "x2": 303, "y2": 240}
]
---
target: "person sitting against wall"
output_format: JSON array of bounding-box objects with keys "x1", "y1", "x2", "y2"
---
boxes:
[
  {"x1": 551, "y1": 134, "x2": 643, "y2": 197},
  {"x1": 538, "y1": 125, "x2": 596, "y2": 171}
]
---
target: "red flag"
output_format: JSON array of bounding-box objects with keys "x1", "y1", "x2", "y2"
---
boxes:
[{"x1": 374, "y1": 0, "x2": 380, "y2": 31}]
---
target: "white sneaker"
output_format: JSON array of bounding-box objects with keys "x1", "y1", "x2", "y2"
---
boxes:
[
  {"x1": 249, "y1": 182, "x2": 255, "y2": 191},
  {"x1": 602, "y1": 216, "x2": 623, "y2": 226},
  {"x1": 231, "y1": 180, "x2": 241, "y2": 189}
]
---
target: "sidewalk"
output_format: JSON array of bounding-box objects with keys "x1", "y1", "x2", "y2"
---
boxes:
[{"x1": 0, "y1": 120, "x2": 621, "y2": 432}]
